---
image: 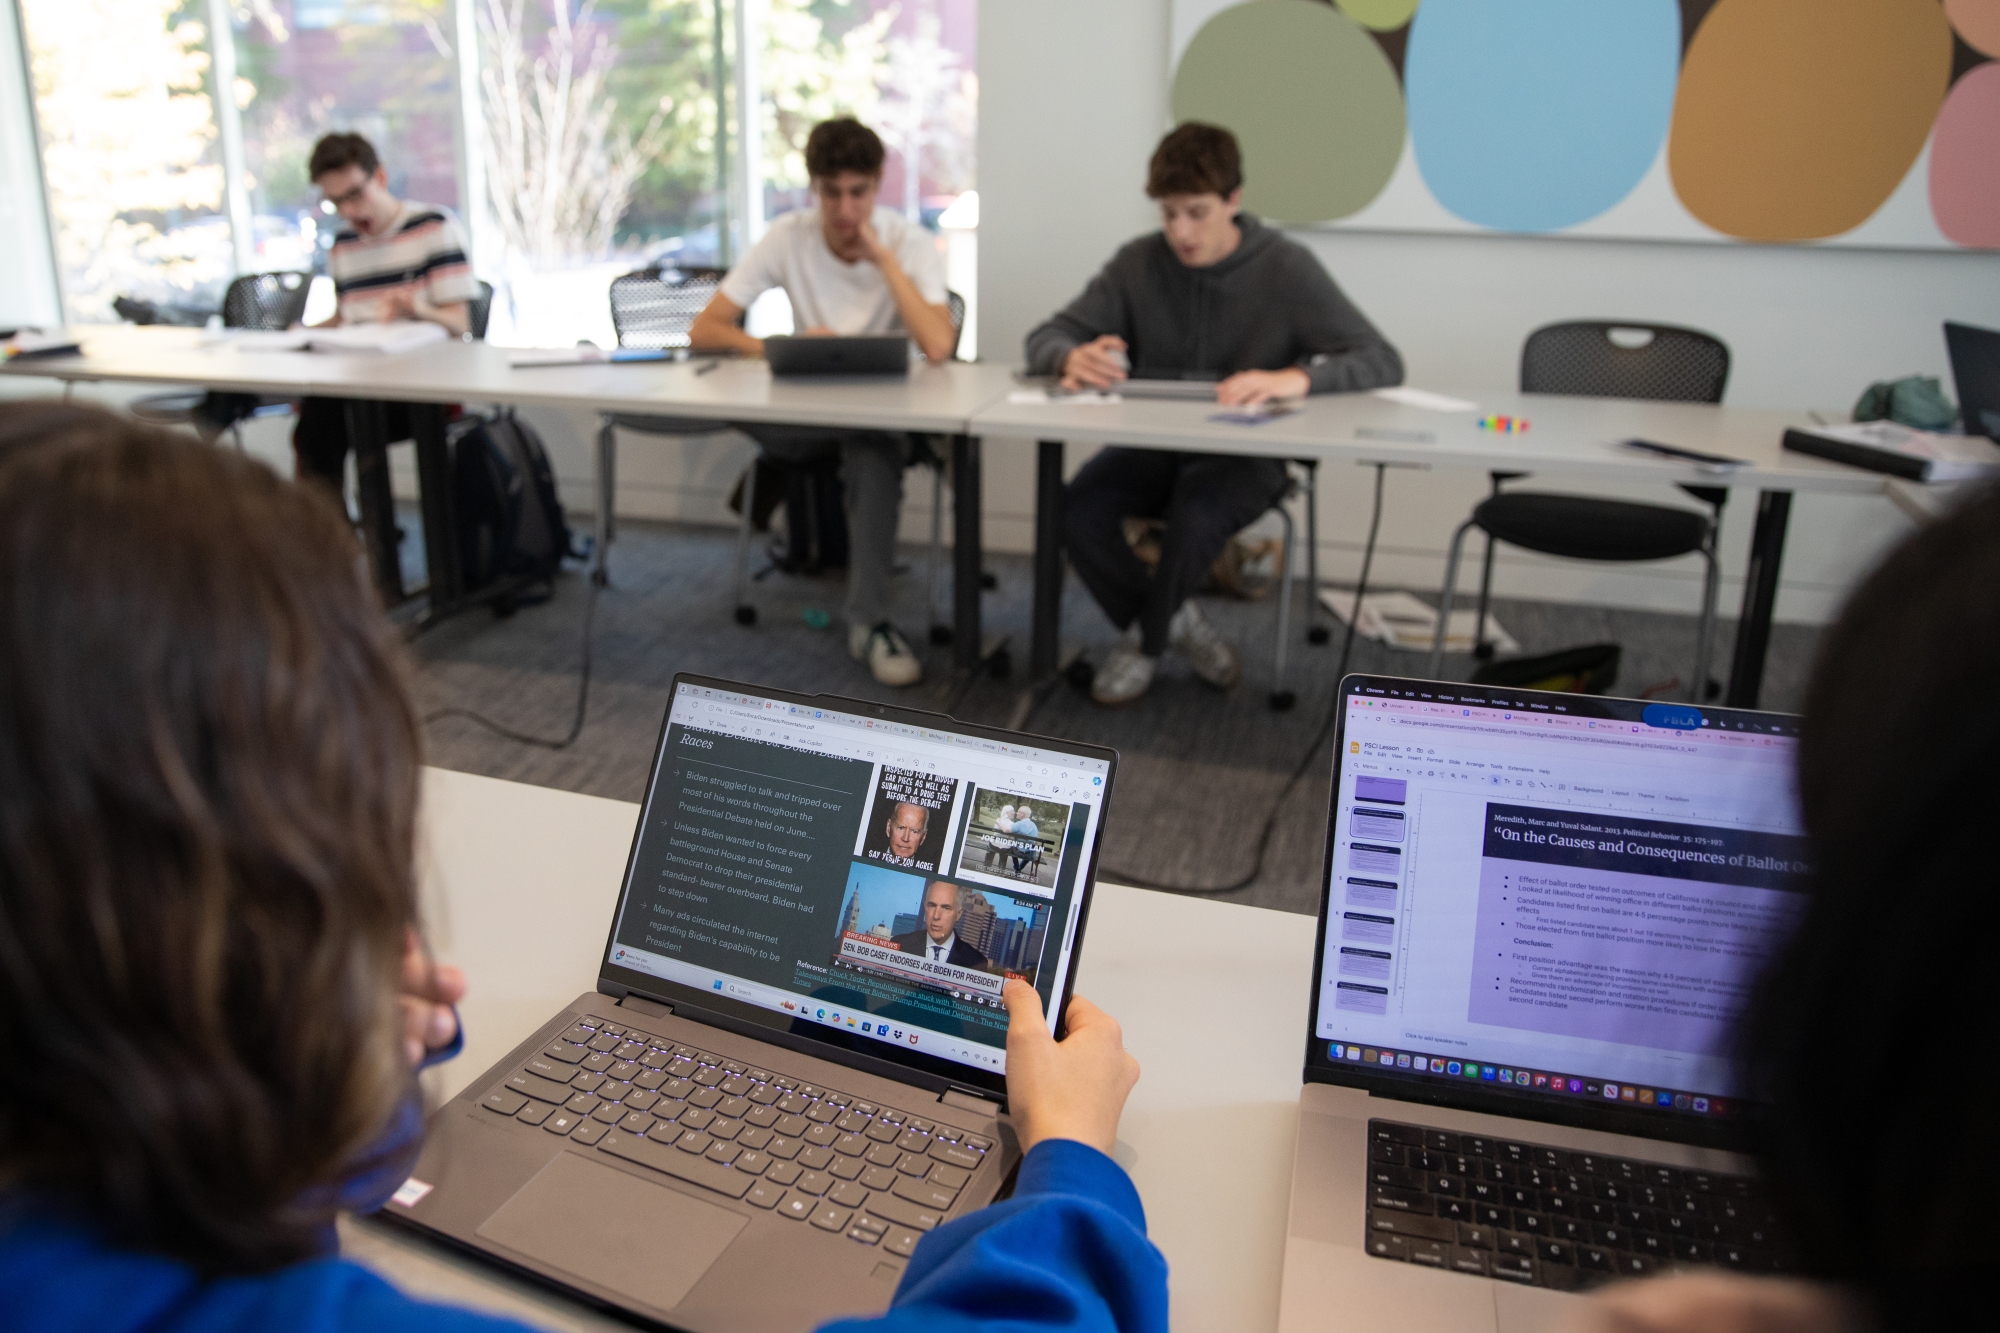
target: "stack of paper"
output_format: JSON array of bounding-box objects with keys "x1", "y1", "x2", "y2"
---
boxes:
[
  {"x1": 214, "y1": 323, "x2": 452, "y2": 355},
  {"x1": 1317, "y1": 588, "x2": 1519, "y2": 655}
]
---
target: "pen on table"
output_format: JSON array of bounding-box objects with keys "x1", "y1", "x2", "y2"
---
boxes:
[{"x1": 692, "y1": 358, "x2": 721, "y2": 376}]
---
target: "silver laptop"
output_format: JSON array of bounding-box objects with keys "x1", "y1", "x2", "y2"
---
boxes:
[
  {"x1": 388, "y1": 674, "x2": 1117, "y2": 1333},
  {"x1": 1279, "y1": 675, "x2": 1805, "y2": 1332}
]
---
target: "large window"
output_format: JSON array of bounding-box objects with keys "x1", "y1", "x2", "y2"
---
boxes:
[{"x1": 15, "y1": 0, "x2": 977, "y2": 348}]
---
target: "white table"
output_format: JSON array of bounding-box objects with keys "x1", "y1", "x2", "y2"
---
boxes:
[
  {"x1": 3, "y1": 327, "x2": 1019, "y2": 665},
  {"x1": 971, "y1": 389, "x2": 1882, "y2": 709},
  {"x1": 339, "y1": 767, "x2": 1316, "y2": 1333}
]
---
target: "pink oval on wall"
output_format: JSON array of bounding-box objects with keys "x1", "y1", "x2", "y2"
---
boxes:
[{"x1": 1930, "y1": 62, "x2": 2000, "y2": 248}]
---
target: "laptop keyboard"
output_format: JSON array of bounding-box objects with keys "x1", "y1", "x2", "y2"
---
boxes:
[
  {"x1": 478, "y1": 1011, "x2": 993, "y2": 1259},
  {"x1": 1364, "y1": 1119, "x2": 1785, "y2": 1290}
]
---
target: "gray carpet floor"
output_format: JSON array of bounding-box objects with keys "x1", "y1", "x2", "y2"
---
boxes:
[{"x1": 410, "y1": 517, "x2": 1823, "y2": 918}]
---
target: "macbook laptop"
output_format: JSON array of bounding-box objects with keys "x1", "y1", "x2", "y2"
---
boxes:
[
  {"x1": 387, "y1": 675, "x2": 1118, "y2": 1333},
  {"x1": 765, "y1": 334, "x2": 910, "y2": 377},
  {"x1": 1278, "y1": 675, "x2": 1806, "y2": 1332},
  {"x1": 1945, "y1": 320, "x2": 2000, "y2": 440}
]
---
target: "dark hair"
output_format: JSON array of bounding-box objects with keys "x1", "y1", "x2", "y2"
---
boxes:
[
  {"x1": 1147, "y1": 122, "x2": 1242, "y2": 199},
  {"x1": 804, "y1": 117, "x2": 885, "y2": 180},
  {"x1": 309, "y1": 131, "x2": 379, "y2": 182},
  {"x1": 0, "y1": 403, "x2": 424, "y2": 1274},
  {"x1": 1742, "y1": 482, "x2": 2000, "y2": 1297}
]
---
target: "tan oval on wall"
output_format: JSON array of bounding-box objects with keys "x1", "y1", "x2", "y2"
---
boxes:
[{"x1": 1669, "y1": 0, "x2": 1953, "y2": 241}]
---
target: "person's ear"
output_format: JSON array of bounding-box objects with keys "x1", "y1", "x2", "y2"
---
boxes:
[
  {"x1": 1223, "y1": 188, "x2": 1242, "y2": 217},
  {"x1": 373, "y1": 165, "x2": 389, "y2": 190}
]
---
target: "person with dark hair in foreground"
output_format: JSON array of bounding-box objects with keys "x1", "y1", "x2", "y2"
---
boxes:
[
  {"x1": 1026, "y1": 123, "x2": 1403, "y2": 706},
  {"x1": 1557, "y1": 484, "x2": 2000, "y2": 1331},
  {"x1": 293, "y1": 131, "x2": 478, "y2": 496},
  {"x1": 690, "y1": 117, "x2": 958, "y2": 689},
  {"x1": 0, "y1": 404, "x2": 1164, "y2": 1332}
]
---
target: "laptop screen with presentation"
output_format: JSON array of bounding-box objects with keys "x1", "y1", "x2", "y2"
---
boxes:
[
  {"x1": 1304, "y1": 675, "x2": 1807, "y2": 1149},
  {"x1": 597, "y1": 675, "x2": 1118, "y2": 1100}
]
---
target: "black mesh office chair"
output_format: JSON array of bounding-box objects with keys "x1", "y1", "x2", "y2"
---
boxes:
[
  {"x1": 468, "y1": 279, "x2": 494, "y2": 341},
  {"x1": 591, "y1": 267, "x2": 734, "y2": 586},
  {"x1": 131, "y1": 271, "x2": 314, "y2": 447},
  {"x1": 727, "y1": 290, "x2": 970, "y2": 632},
  {"x1": 1427, "y1": 322, "x2": 1732, "y2": 701}
]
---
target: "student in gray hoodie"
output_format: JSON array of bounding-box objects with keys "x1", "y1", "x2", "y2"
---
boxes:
[{"x1": 1025, "y1": 124, "x2": 1403, "y2": 707}]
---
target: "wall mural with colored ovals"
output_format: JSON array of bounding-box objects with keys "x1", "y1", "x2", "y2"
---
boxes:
[{"x1": 1168, "y1": 0, "x2": 1999, "y2": 250}]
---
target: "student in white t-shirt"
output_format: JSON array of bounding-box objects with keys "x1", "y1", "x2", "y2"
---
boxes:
[{"x1": 690, "y1": 118, "x2": 956, "y2": 689}]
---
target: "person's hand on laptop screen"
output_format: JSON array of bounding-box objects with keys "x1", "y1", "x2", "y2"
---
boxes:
[
  {"x1": 1215, "y1": 366, "x2": 1308, "y2": 407},
  {"x1": 399, "y1": 929, "x2": 467, "y2": 1067},
  {"x1": 1061, "y1": 335, "x2": 1130, "y2": 392},
  {"x1": 1003, "y1": 978, "x2": 1139, "y2": 1156}
]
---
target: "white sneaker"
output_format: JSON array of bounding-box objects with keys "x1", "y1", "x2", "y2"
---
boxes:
[
  {"x1": 1167, "y1": 599, "x2": 1241, "y2": 690},
  {"x1": 849, "y1": 621, "x2": 924, "y2": 688},
  {"x1": 1090, "y1": 643, "x2": 1157, "y2": 707}
]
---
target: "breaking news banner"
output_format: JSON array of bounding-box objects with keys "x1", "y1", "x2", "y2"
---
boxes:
[
  {"x1": 953, "y1": 786, "x2": 1071, "y2": 895},
  {"x1": 857, "y1": 765, "x2": 960, "y2": 874},
  {"x1": 837, "y1": 933, "x2": 1007, "y2": 1000},
  {"x1": 832, "y1": 862, "x2": 1054, "y2": 1000}
]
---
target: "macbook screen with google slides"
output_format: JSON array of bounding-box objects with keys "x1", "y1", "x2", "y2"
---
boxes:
[
  {"x1": 601, "y1": 679, "x2": 1114, "y2": 1088},
  {"x1": 1310, "y1": 678, "x2": 1808, "y2": 1127}
]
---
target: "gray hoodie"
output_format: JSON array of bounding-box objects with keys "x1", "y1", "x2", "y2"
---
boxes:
[{"x1": 1024, "y1": 213, "x2": 1403, "y2": 395}]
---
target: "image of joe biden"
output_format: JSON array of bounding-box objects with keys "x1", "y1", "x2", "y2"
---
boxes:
[{"x1": 892, "y1": 878, "x2": 989, "y2": 969}]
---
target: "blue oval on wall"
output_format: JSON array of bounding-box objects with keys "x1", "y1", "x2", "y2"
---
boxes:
[{"x1": 1405, "y1": 0, "x2": 1680, "y2": 232}]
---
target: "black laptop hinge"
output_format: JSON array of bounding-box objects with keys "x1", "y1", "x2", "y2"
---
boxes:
[
  {"x1": 940, "y1": 1087, "x2": 1001, "y2": 1115},
  {"x1": 620, "y1": 994, "x2": 672, "y2": 1019}
]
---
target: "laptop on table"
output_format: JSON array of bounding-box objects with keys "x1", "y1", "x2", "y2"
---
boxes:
[
  {"x1": 1279, "y1": 675, "x2": 1806, "y2": 1331},
  {"x1": 389, "y1": 675, "x2": 1118, "y2": 1333},
  {"x1": 1945, "y1": 320, "x2": 2000, "y2": 440},
  {"x1": 765, "y1": 334, "x2": 910, "y2": 377}
]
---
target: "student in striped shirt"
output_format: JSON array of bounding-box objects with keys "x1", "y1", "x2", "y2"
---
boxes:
[{"x1": 294, "y1": 133, "x2": 478, "y2": 492}]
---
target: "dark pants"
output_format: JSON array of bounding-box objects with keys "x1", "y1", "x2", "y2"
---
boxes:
[
  {"x1": 740, "y1": 422, "x2": 910, "y2": 629},
  {"x1": 294, "y1": 395, "x2": 412, "y2": 492},
  {"x1": 1064, "y1": 447, "x2": 1289, "y2": 655}
]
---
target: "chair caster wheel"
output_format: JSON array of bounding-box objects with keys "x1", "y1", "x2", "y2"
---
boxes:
[
  {"x1": 928, "y1": 624, "x2": 953, "y2": 646},
  {"x1": 734, "y1": 605, "x2": 757, "y2": 626},
  {"x1": 1065, "y1": 658, "x2": 1096, "y2": 691},
  {"x1": 979, "y1": 571, "x2": 998, "y2": 590},
  {"x1": 493, "y1": 594, "x2": 518, "y2": 619},
  {"x1": 591, "y1": 568, "x2": 609, "y2": 587},
  {"x1": 1269, "y1": 690, "x2": 1297, "y2": 712},
  {"x1": 1307, "y1": 625, "x2": 1331, "y2": 646},
  {"x1": 987, "y1": 649, "x2": 1013, "y2": 679},
  {"x1": 1473, "y1": 642, "x2": 1496, "y2": 662}
]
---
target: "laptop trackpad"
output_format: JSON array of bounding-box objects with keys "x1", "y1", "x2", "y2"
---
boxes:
[{"x1": 477, "y1": 1151, "x2": 747, "y2": 1312}]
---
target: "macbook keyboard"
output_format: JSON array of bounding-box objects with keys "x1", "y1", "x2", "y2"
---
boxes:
[
  {"x1": 1363, "y1": 1119, "x2": 1786, "y2": 1290},
  {"x1": 479, "y1": 1011, "x2": 993, "y2": 1259}
]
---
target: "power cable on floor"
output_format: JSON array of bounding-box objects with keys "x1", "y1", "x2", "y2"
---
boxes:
[
  {"x1": 1095, "y1": 462, "x2": 1388, "y2": 895},
  {"x1": 422, "y1": 578, "x2": 599, "y2": 750}
]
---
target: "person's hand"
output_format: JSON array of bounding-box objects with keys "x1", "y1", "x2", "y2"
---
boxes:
[
  {"x1": 856, "y1": 218, "x2": 892, "y2": 265},
  {"x1": 379, "y1": 289, "x2": 420, "y2": 321},
  {"x1": 1060, "y1": 336, "x2": 1130, "y2": 391},
  {"x1": 1216, "y1": 366, "x2": 1309, "y2": 407},
  {"x1": 1003, "y1": 978, "x2": 1139, "y2": 1156},
  {"x1": 399, "y1": 931, "x2": 467, "y2": 1068}
]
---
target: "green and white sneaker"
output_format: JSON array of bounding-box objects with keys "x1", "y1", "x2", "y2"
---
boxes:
[
  {"x1": 1090, "y1": 643, "x2": 1158, "y2": 707},
  {"x1": 1168, "y1": 599, "x2": 1241, "y2": 690},
  {"x1": 850, "y1": 621, "x2": 924, "y2": 688}
]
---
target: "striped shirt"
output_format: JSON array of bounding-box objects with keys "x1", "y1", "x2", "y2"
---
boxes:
[{"x1": 329, "y1": 202, "x2": 477, "y2": 325}]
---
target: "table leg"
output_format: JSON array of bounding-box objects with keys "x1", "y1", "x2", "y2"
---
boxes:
[
  {"x1": 347, "y1": 399, "x2": 404, "y2": 605},
  {"x1": 951, "y1": 433, "x2": 982, "y2": 671},
  {"x1": 1031, "y1": 439, "x2": 1065, "y2": 683},
  {"x1": 411, "y1": 403, "x2": 460, "y2": 614},
  {"x1": 1725, "y1": 490, "x2": 1792, "y2": 710}
]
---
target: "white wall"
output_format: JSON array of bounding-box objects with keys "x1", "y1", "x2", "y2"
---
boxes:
[{"x1": 974, "y1": 0, "x2": 2000, "y2": 625}]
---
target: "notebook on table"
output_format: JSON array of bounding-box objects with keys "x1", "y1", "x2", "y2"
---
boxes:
[
  {"x1": 388, "y1": 675, "x2": 1118, "y2": 1333},
  {"x1": 1278, "y1": 675, "x2": 1808, "y2": 1332}
]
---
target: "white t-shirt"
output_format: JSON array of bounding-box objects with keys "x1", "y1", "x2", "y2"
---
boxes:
[{"x1": 719, "y1": 206, "x2": 947, "y2": 335}]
